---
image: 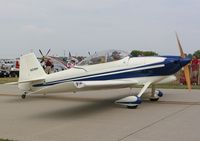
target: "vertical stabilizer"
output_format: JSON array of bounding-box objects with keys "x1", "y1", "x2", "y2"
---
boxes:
[{"x1": 19, "y1": 53, "x2": 46, "y2": 82}]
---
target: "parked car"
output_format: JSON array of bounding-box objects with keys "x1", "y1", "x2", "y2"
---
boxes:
[
  {"x1": 0, "y1": 69, "x2": 10, "y2": 77},
  {"x1": 10, "y1": 70, "x2": 19, "y2": 77},
  {"x1": 10, "y1": 66, "x2": 19, "y2": 77}
]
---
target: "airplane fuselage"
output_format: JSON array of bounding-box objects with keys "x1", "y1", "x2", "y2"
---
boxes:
[{"x1": 27, "y1": 55, "x2": 189, "y2": 94}]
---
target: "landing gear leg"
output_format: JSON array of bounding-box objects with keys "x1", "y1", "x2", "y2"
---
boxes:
[{"x1": 149, "y1": 85, "x2": 159, "y2": 101}]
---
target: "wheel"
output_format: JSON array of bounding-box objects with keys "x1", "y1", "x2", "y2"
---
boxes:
[
  {"x1": 21, "y1": 94, "x2": 26, "y2": 99},
  {"x1": 127, "y1": 105, "x2": 138, "y2": 109},
  {"x1": 150, "y1": 97, "x2": 159, "y2": 101}
]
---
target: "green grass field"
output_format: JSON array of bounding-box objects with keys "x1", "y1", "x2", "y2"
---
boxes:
[
  {"x1": 154, "y1": 83, "x2": 200, "y2": 89},
  {"x1": 0, "y1": 139, "x2": 15, "y2": 141},
  {"x1": 0, "y1": 77, "x2": 18, "y2": 84}
]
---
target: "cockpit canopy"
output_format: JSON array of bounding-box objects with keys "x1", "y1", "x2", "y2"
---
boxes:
[{"x1": 78, "y1": 50, "x2": 129, "y2": 66}]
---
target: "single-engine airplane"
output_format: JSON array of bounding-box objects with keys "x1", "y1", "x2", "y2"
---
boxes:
[{"x1": 14, "y1": 34, "x2": 191, "y2": 108}]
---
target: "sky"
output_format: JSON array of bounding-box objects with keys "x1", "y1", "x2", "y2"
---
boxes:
[{"x1": 0, "y1": 0, "x2": 199, "y2": 58}]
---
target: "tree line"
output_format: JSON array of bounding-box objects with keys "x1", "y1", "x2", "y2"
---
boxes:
[{"x1": 131, "y1": 50, "x2": 200, "y2": 58}]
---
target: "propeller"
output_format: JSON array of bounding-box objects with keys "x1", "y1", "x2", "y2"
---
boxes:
[
  {"x1": 39, "y1": 49, "x2": 51, "y2": 60},
  {"x1": 46, "y1": 49, "x2": 51, "y2": 56},
  {"x1": 175, "y1": 33, "x2": 191, "y2": 90},
  {"x1": 69, "y1": 51, "x2": 72, "y2": 59},
  {"x1": 39, "y1": 49, "x2": 44, "y2": 57}
]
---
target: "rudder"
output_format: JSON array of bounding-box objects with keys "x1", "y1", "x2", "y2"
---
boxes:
[{"x1": 19, "y1": 53, "x2": 46, "y2": 82}]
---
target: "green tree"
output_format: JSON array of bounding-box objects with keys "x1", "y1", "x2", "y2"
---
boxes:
[
  {"x1": 131, "y1": 50, "x2": 143, "y2": 57},
  {"x1": 186, "y1": 53, "x2": 193, "y2": 59},
  {"x1": 131, "y1": 50, "x2": 158, "y2": 57},
  {"x1": 143, "y1": 51, "x2": 158, "y2": 56},
  {"x1": 193, "y1": 50, "x2": 200, "y2": 59}
]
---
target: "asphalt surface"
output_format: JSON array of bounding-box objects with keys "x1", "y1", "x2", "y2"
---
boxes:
[{"x1": 0, "y1": 85, "x2": 200, "y2": 141}]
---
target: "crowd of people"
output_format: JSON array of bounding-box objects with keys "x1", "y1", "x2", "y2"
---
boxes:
[
  {"x1": 40, "y1": 57, "x2": 78, "y2": 74},
  {"x1": 180, "y1": 55, "x2": 200, "y2": 85},
  {"x1": 40, "y1": 58, "x2": 54, "y2": 74}
]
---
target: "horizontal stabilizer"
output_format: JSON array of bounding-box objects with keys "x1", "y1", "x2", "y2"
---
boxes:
[
  {"x1": 5, "y1": 82, "x2": 18, "y2": 85},
  {"x1": 18, "y1": 77, "x2": 45, "y2": 84},
  {"x1": 5, "y1": 77, "x2": 45, "y2": 85}
]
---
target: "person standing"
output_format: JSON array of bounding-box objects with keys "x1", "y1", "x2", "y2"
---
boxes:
[
  {"x1": 191, "y1": 55, "x2": 199, "y2": 85},
  {"x1": 45, "y1": 58, "x2": 53, "y2": 74},
  {"x1": 198, "y1": 58, "x2": 200, "y2": 85}
]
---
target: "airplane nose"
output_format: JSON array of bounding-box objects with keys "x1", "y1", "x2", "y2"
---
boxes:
[{"x1": 180, "y1": 58, "x2": 191, "y2": 67}]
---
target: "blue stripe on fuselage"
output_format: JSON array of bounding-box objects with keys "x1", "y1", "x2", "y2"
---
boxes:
[{"x1": 33, "y1": 57, "x2": 182, "y2": 87}]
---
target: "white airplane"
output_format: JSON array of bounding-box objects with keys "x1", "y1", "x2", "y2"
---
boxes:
[{"x1": 14, "y1": 34, "x2": 191, "y2": 108}]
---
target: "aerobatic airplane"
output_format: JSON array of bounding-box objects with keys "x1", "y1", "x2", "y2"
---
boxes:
[{"x1": 13, "y1": 34, "x2": 191, "y2": 108}]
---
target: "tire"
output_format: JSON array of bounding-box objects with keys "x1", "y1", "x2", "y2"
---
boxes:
[
  {"x1": 150, "y1": 98, "x2": 159, "y2": 101},
  {"x1": 127, "y1": 105, "x2": 138, "y2": 109}
]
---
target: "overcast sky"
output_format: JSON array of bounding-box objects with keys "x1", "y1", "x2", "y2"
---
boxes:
[{"x1": 0, "y1": 0, "x2": 199, "y2": 58}]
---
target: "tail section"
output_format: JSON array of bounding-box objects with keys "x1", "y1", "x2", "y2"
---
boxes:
[{"x1": 18, "y1": 53, "x2": 47, "y2": 91}]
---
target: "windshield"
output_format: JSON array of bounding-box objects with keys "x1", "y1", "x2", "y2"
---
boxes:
[{"x1": 78, "y1": 50, "x2": 129, "y2": 66}]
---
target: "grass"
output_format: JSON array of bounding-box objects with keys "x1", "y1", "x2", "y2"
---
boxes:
[
  {"x1": 155, "y1": 83, "x2": 200, "y2": 89},
  {"x1": 0, "y1": 139, "x2": 16, "y2": 141},
  {"x1": 0, "y1": 77, "x2": 18, "y2": 84},
  {"x1": 129, "y1": 81, "x2": 200, "y2": 89}
]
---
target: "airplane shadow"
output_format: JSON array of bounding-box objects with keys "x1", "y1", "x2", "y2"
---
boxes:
[
  {"x1": 4, "y1": 93, "x2": 199, "y2": 120},
  {"x1": 29, "y1": 95, "x2": 128, "y2": 120},
  {"x1": 3, "y1": 93, "x2": 130, "y2": 120},
  {"x1": 4, "y1": 93, "x2": 130, "y2": 103}
]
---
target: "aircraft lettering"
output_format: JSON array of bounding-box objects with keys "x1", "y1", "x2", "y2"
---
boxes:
[{"x1": 30, "y1": 67, "x2": 38, "y2": 72}]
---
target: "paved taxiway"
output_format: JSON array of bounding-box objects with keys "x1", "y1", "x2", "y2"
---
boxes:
[{"x1": 0, "y1": 85, "x2": 200, "y2": 141}]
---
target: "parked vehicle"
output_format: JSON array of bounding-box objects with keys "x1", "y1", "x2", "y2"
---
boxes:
[
  {"x1": 0, "y1": 69, "x2": 10, "y2": 77},
  {"x1": 10, "y1": 69, "x2": 19, "y2": 77},
  {"x1": 9, "y1": 59, "x2": 20, "y2": 77}
]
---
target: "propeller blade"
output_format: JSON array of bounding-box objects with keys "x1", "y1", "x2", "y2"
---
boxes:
[
  {"x1": 69, "y1": 51, "x2": 72, "y2": 58},
  {"x1": 39, "y1": 49, "x2": 44, "y2": 57},
  {"x1": 184, "y1": 64, "x2": 191, "y2": 91},
  {"x1": 176, "y1": 33, "x2": 192, "y2": 90},
  {"x1": 175, "y1": 33, "x2": 185, "y2": 58},
  {"x1": 46, "y1": 49, "x2": 51, "y2": 56}
]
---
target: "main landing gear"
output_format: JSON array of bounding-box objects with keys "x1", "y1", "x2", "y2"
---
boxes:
[
  {"x1": 115, "y1": 83, "x2": 164, "y2": 109},
  {"x1": 115, "y1": 82, "x2": 151, "y2": 109}
]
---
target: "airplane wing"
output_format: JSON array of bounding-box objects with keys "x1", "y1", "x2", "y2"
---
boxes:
[{"x1": 74, "y1": 80, "x2": 138, "y2": 89}]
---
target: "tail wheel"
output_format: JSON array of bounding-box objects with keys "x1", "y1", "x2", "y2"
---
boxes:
[{"x1": 21, "y1": 92, "x2": 27, "y2": 99}]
